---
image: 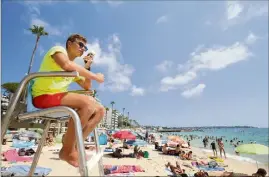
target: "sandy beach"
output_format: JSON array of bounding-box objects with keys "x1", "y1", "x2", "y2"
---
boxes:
[{"x1": 2, "y1": 142, "x2": 268, "y2": 176}]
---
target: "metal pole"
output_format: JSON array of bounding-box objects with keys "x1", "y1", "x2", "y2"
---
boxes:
[
  {"x1": 28, "y1": 120, "x2": 51, "y2": 176},
  {"x1": 69, "y1": 109, "x2": 88, "y2": 176},
  {"x1": 93, "y1": 128, "x2": 104, "y2": 176}
]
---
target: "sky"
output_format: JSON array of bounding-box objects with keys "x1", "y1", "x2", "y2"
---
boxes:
[{"x1": 1, "y1": 0, "x2": 268, "y2": 128}]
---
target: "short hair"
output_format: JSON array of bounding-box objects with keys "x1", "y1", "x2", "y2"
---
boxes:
[{"x1": 66, "y1": 33, "x2": 87, "y2": 49}]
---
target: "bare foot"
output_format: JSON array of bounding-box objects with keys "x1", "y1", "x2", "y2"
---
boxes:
[{"x1": 59, "y1": 148, "x2": 79, "y2": 167}]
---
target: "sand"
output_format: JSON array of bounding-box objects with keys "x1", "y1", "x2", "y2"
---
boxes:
[{"x1": 1, "y1": 143, "x2": 268, "y2": 176}]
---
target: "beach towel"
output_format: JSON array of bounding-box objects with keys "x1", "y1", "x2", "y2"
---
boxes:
[
  {"x1": 3, "y1": 149, "x2": 32, "y2": 162},
  {"x1": 164, "y1": 168, "x2": 175, "y2": 176},
  {"x1": 197, "y1": 166, "x2": 225, "y2": 171},
  {"x1": 104, "y1": 148, "x2": 113, "y2": 152},
  {"x1": 104, "y1": 165, "x2": 144, "y2": 174},
  {"x1": 3, "y1": 165, "x2": 51, "y2": 176},
  {"x1": 106, "y1": 172, "x2": 135, "y2": 176},
  {"x1": 164, "y1": 168, "x2": 193, "y2": 177},
  {"x1": 12, "y1": 139, "x2": 35, "y2": 148}
]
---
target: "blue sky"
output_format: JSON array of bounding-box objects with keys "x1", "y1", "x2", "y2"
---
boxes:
[{"x1": 2, "y1": 1, "x2": 268, "y2": 127}]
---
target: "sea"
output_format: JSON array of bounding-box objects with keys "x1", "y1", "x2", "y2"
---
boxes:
[{"x1": 162, "y1": 127, "x2": 269, "y2": 165}]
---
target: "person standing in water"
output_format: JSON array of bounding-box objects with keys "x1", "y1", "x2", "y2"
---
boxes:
[{"x1": 218, "y1": 138, "x2": 226, "y2": 159}]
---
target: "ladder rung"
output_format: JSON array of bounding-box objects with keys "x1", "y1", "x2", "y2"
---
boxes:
[{"x1": 86, "y1": 152, "x2": 104, "y2": 172}]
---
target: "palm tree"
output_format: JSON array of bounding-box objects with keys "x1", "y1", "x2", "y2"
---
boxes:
[
  {"x1": 27, "y1": 25, "x2": 48, "y2": 74},
  {"x1": 105, "y1": 107, "x2": 109, "y2": 128},
  {"x1": 1, "y1": 82, "x2": 20, "y2": 94},
  {"x1": 110, "y1": 101, "x2": 115, "y2": 129},
  {"x1": 127, "y1": 112, "x2": 130, "y2": 127}
]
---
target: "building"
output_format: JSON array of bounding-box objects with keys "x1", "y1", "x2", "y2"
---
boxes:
[{"x1": 100, "y1": 108, "x2": 120, "y2": 129}]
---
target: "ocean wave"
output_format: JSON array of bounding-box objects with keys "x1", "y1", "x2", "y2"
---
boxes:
[{"x1": 200, "y1": 148, "x2": 260, "y2": 164}]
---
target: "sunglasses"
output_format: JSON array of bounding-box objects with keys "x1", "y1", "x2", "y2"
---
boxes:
[{"x1": 74, "y1": 41, "x2": 88, "y2": 51}]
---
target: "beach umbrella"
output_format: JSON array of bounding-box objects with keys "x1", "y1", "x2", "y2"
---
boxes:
[
  {"x1": 235, "y1": 144, "x2": 269, "y2": 168},
  {"x1": 112, "y1": 130, "x2": 136, "y2": 140}
]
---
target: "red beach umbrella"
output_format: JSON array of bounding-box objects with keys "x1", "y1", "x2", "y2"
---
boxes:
[{"x1": 112, "y1": 130, "x2": 136, "y2": 140}]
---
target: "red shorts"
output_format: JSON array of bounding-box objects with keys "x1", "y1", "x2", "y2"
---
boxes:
[{"x1": 33, "y1": 93, "x2": 67, "y2": 109}]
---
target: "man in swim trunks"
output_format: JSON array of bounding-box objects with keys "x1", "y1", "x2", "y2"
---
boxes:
[
  {"x1": 32, "y1": 34, "x2": 105, "y2": 167},
  {"x1": 210, "y1": 141, "x2": 217, "y2": 157}
]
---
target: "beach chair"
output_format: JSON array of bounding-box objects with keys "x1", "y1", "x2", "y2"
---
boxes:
[{"x1": 1, "y1": 71, "x2": 104, "y2": 176}]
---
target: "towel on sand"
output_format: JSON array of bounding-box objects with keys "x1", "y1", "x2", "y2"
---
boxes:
[
  {"x1": 198, "y1": 166, "x2": 225, "y2": 171},
  {"x1": 104, "y1": 165, "x2": 144, "y2": 174},
  {"x1": 1, "y1": 165, "x2": 52, "y2": 176},
  {"x1": 3, "y1": 149, "x2": 32, "y2": 162}
]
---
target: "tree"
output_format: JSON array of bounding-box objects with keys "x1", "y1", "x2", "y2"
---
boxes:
[
  {"x1": 105, "y1": 107, "x2": 109, "y2": 128},
  {"x1": 1, "y1": 82, "x2": 20, "y2": 94},
  {"x1": 27, "y1": 25, "x2": 48, "y2": 74}
]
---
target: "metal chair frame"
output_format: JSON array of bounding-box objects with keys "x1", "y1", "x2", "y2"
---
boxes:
[{"x1": 1, "y1": 71, "x2": 104, "y2": 176}]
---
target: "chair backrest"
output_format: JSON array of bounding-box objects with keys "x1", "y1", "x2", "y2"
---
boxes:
[{"x1": 26, "y1": 80, "x2": 36, "y2": 112}]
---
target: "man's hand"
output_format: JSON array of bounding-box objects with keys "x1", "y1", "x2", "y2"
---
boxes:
[
  {"x1": 95, "y1": 73, "x2": 105, "y2": 83},
  {"x1": 84, "y1": 55, "x2": 93, "y2": 69}
]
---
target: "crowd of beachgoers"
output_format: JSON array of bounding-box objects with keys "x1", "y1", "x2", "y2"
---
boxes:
[{"x1": 1, "y1": 128, "x2": 268, "y2": 177}]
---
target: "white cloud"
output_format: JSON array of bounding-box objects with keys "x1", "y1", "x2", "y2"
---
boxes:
[
  {"x1": 156, "y1": 60, "x2": 173, "y2": 72},
  {"x1": 31, "y1": 18, "x2": 62, "y2": 36},
  {"x1": 22, "y1": 1, "x2": 72, "y2": 37},
  {"x1": 160, "y1": 71, "x2": 197, "y2": 92},
  {"x1": 189, "y1": 42, "x2": 252, "y2": 71},
  {"x1": 181, "y1": 84, "x2": 206, "y2": 98},
  {"x1": 130, "y1": 86, "x2": 145, "y2": 96},
  {"x1": 90, "y1": 0, "x2": 123, "y2": 7},
  {"x1": 86, "y1": 34, "x2": 136, "y2": 92},
  {"x1": 160, "y1": 34, "x2": 254, "y2": 92},
  {"x1": 245, "y1": 32, "x2": 258, "y2": 45},
  {"x1": 223, "y1": 1, "x2": 268, "y2": 29},
  {"x1": 156, "y1": 15, "x2": 168, "y2": 24},
  {"x1": 205, "y1": 20, "x2": 212, "y2": 25},
  {"x1": 107, "y1": 0, "x2": 123, "y2": 7},
  {"x1": 38, "y1": 45, "x2": 45, "y2": 56},
  {"x1": 55, "y1": 42, "x2": 65, "y2": 47},
  {"x1": 226, "y1": 1, "x2": 243, "y2": 20}
]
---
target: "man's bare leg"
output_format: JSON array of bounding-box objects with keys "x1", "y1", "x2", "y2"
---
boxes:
[
  {"x1": 82, "y1": 104, "x2": 105, "y2": 140},
  {"x1": 58, "y1": 93, "x2": 96, "y2": 167}
]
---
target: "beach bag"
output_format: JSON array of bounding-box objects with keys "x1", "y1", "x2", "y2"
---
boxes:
[
  {"x1": 208, "y1": 161, "x2": 218, "y2": 168},
  {"x1": 143, "y1": 151, "x2": 149, "y2": 158}
]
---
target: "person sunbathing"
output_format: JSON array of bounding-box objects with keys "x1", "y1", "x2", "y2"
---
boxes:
[
  {"x1": 134, "y1": 145, "x2": 140, "y2": 157},
  {"x1": 162, "y1": 143, "x2": 169, "y2": 154},
  {"x1": 45, "y1": 133, "x2": 55, "y2": 146},
  {"x1": 185, "y1": 151, "x2": 193, "y2": 160},
  {"x1": 165, "y1": 162, "x2": 186, "y2": 175},
  {"x1": 194, "y1": 170, "x2": 209, "y2": 177},
  {"x1": 180, "y1": 151, "x2": 186, "y2": 160},
  {"x1": 175, "y1": 144, "x2": 181, "y2": 155},
  {"x1": 122, "y1": 139, "x2": 131, "y2": 149}
]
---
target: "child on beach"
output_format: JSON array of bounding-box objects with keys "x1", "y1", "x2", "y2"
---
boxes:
[{"x1": 31, "y1": 34, "x2": 105, "y2": 167}]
